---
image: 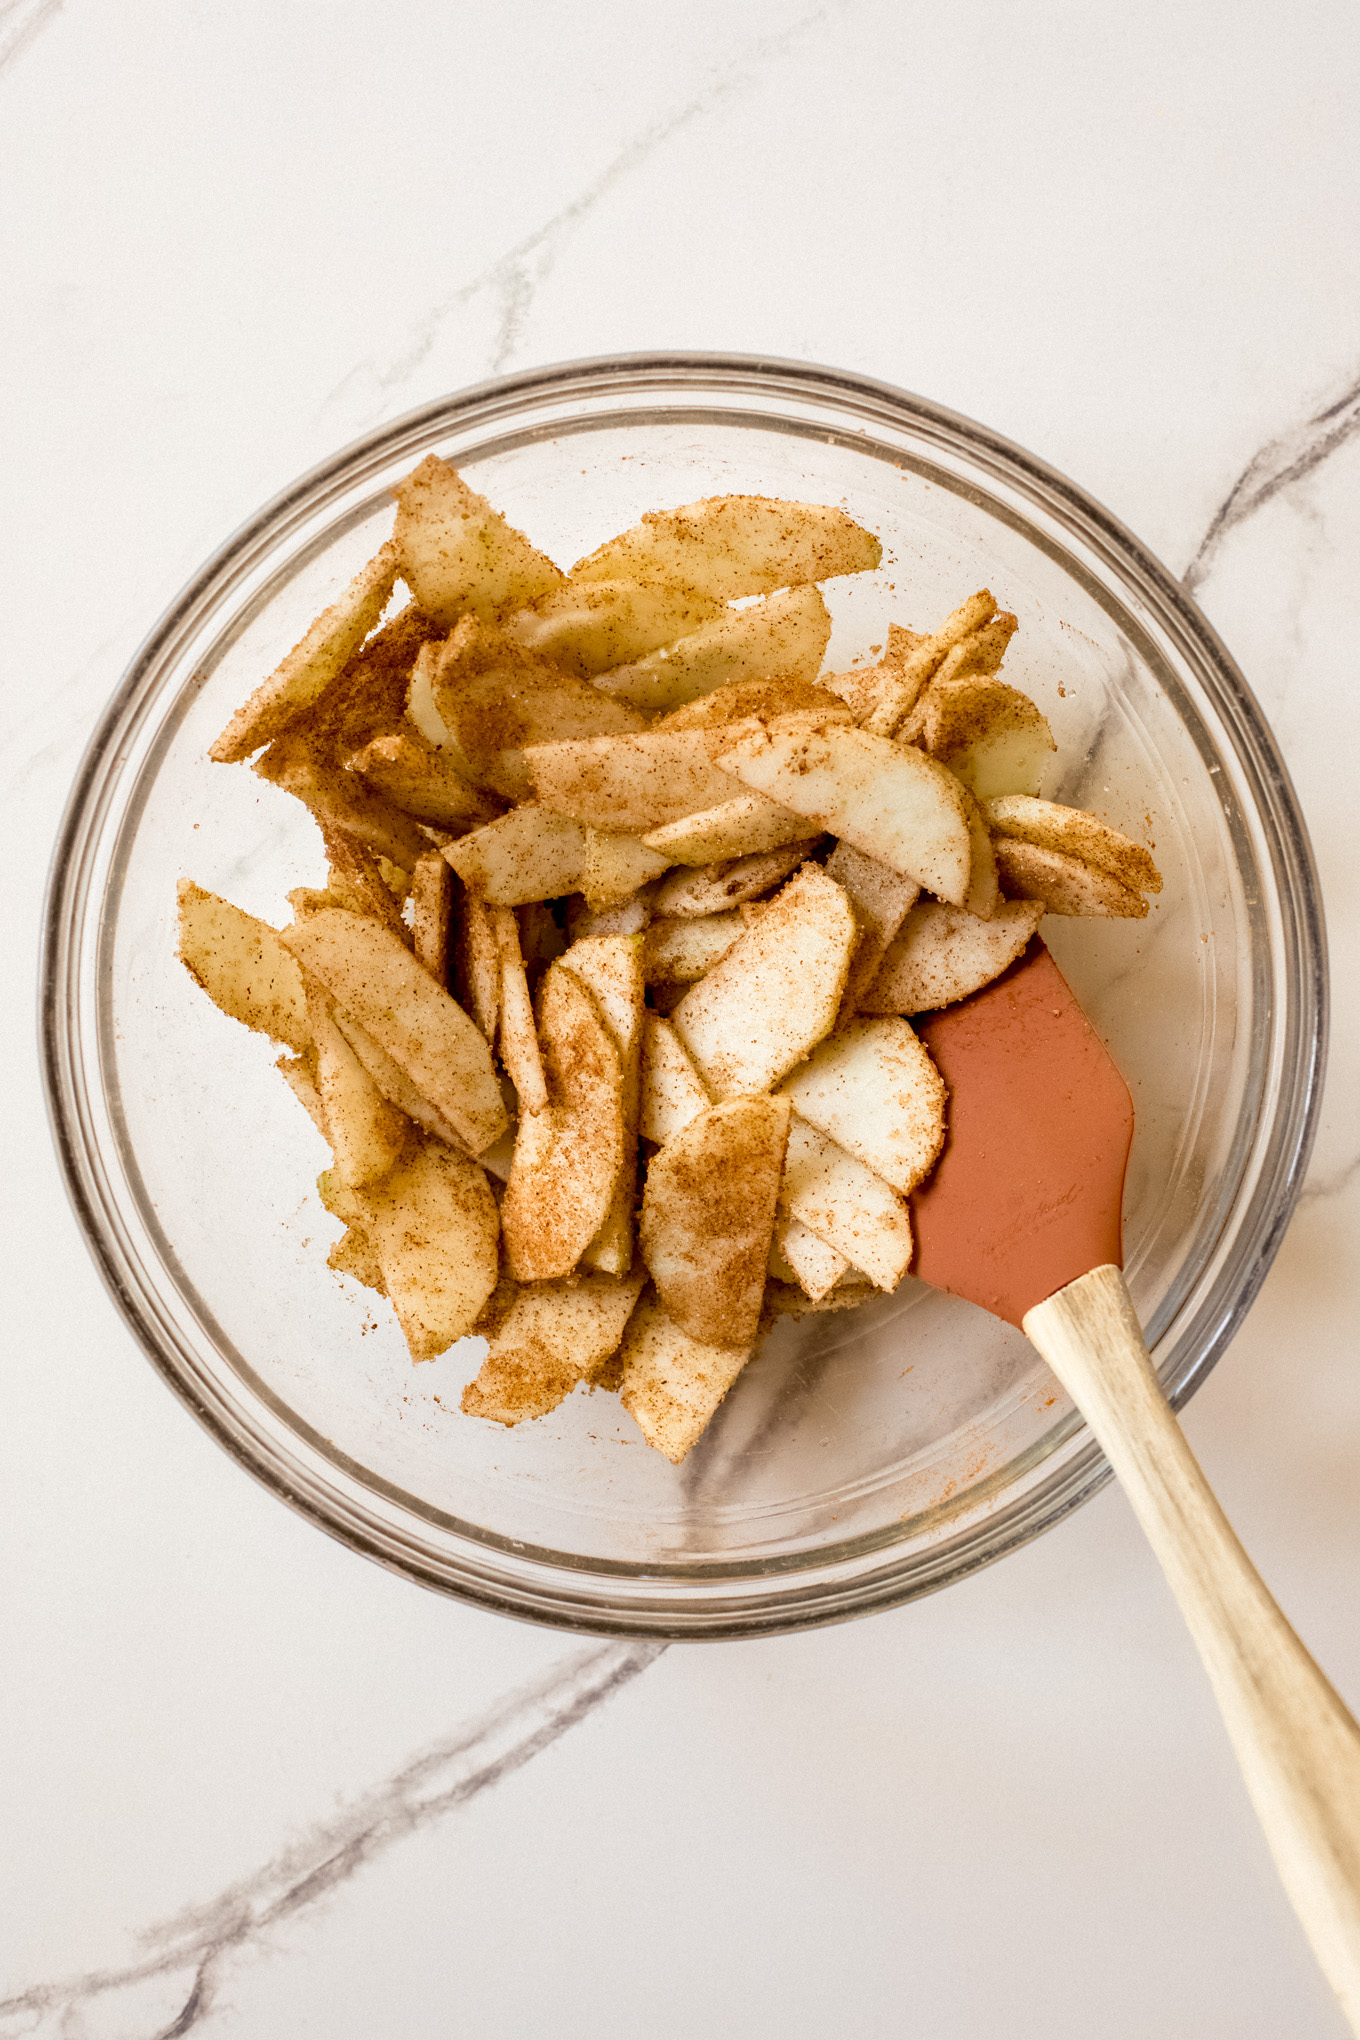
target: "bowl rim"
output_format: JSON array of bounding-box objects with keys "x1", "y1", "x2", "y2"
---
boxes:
[{"x1": 40, "y1": 350, "x2": 1329, "y2": 1638}]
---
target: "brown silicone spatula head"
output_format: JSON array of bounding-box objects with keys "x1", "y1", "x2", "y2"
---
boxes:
[{"x1": 909, "y1": 940, "x2": 1134, "y2": 1328}]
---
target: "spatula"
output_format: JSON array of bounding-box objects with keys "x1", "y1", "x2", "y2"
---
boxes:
[{"x1": 909, "y1": 939, "x2": 1360, "y2": 2032}]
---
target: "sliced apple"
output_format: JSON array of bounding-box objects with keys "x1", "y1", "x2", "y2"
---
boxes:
[
  {"x1": 927, "y1": 611, "x2": 1018, "y2": 689},
  {"x1": 280, "y1": 908, "x2": 507, "y2": 1154},
  {"x1": 823, "y1": 840, "x2": 920, "y2": 1015},
  {"x1": 346, "y1": 730, "x2": 503, "y2": 834},
  {"x1": 253, "y1": 734, "x2": 432, "y2": 870},
  {"x1": 391, "y1": 455, "x2": 562, "y2": 623},
  {"x1": 570, "y1": 494, "x2": 882, "y2": 599},
  {"x1": 443, "y1": 805, "x2": 586, "y2": 905},
  {"x1": 581, "y1": 829, "x2": 671, "y2": 911},
  {"x1": 526, "y1": 729, "x2": 758, "y2": 835},
  {"x1": 331, "y1": 1011, "x2": 470, "y2": 1151},
  {"x1": 210, "y1": 542, "x2": 399, "y2": 763},
  {"x1": 591, "y1": 585, "x2": 831, "y2": 713},
  {"x1": 452, "y1": 887, "x2": 501, "y2": 1044},
  {"x1": 907, "y1": 675, "x2": 1056, "y2": 800},
  {"x1": 356, "y1": 1137, "x2": 500, "y2": 1360},
  {"x1": 427, "y1": 615, "x2": 645, "y2": 801},
  {"x1": 490, "y1": 907, "x2": 548, "y2": 1116},
  {"x1": 500, "y1": 963, "x2": 625, "y2": 1281},
  {"x1": 773, "y1": 1214, "x2": 850, "y2": 1302},
  {"x1": 326, "y1": 1222, "x2": 386, "y2": 1295},
  {"x1": 320, "y1": 827, "x2": 410, "y2": 943},
  {"x1": 275, "y1": 1049, "x2": 328, "y2": 1137},
  {"x1": 779, "y1": 1116, "x2": 913, "y2": 1291},
  {"x1": 993, "y1": 839, "x2": 1149, "y2": 917},
  {"x1": 959, "y1": 784, "x2": 1000, "y2": 919},
  {"x1": 983, "y1": 795, "x2": 1163, "y2": 895},
  {"x1": 306, "y1": 988, "x2": 409, "y2": 1189},
  {"x1": 506, "y1": 578, "x2": 723, "y2": 676},
  {"x1": 657, "y1": 674, "x2": 853, "y2": 733},
  {"x1": 863, "y1": 589, "x2": 998, "y2": 737},
  {"x1": 652, "y1": 842, "x2": 809, "y2": 919},
  {"x1": 779, "y1": 1016, "x2": 944, "y2": 1195},
  {"x1": 671, "y1": 864, "x2": 857, "y2": 1096},
  {"x1": 717, "y1": 718, "x2": 974, "y2": 906},
  {"x1": 862, "y1": 898, "x2": 1044, "y2": 1014},
  {"x1": 640, "y1": 1094, "x2": 790, "y2": 1348},
  {"x1": 410, "y1": 850, "x2": 453, "y2": 985},
  {"x1": 565, "y1": 935, "x2": 647, "y2": 1276},
  {"x1": 616, "y1": 1294, "x2": 753, "y2": 1463},
  {"x1": 640, "y1": 792, "x2": 822, "y2": 866},
  {"x1": 643, "y1": 913, "x2": 746, "y2": 986},
  {"x1": 639, "y1": 1015, "x2": 711, "y2": 1144},
  {"x1": 178, "y1": 880, "x2": 310, "y2": 1053},
  {"x1": 461, "y1": 1271, "x2": 647, "y2": 1426}
]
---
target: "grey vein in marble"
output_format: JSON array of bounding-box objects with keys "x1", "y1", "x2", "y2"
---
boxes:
[
  {"x1": 0, "y1": 1640, "x2": 664, "y2": 2040},
  {"x1": 0, "y1": 0, "x2": 60, "y2": 74},
  {"x1": 319, "y1": 1, "x2": 838, "y2": 427},
  {"x1": 1184, "y1": 367, "x2": 1360, "y2": 593}
]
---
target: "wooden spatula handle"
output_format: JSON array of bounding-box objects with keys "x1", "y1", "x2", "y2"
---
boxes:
[{"x1": 1024, "y1": 1264, "x2": 1360, "y2": 2032}]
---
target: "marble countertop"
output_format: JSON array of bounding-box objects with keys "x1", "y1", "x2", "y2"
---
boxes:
[{"x1": 3, "y1": 3, "x2": 1359, "y2": 2033}]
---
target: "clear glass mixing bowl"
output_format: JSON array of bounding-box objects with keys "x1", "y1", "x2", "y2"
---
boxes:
[{"x1": 41, "y1": 354, "x2": 1327, "y2": 1637}]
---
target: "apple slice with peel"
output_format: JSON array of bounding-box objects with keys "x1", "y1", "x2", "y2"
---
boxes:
[
  {"x1": 640, "y1": 1094, "x2": 791, "y2": 1348},
  {"x1": 591, "y1": 585, "x2": 831, "y2": 713},
  {"x1": 570, "y1": 494, "x2": 882, "y2": 599},
  {"x1": 773, "y1": 1214, "x2": 850, "y2": 1301},
  {"x1": 616, "y1": 1294, "x2": 754, "y2": 1463},
  {"x1": 443, "y1": 805, "x2": 586, "y2": 906},
  {"x1": 392, "y1": 455, "x2": 562, "y2": 623},
  {"x1": 639, "y1": 1015, "x2": 712, "y2": 1143},
  {"x1": 280, "y1": 908, "x2": 507, "y2": 1154},
  {"x1": 779, "y1": 1016, "x2": 945, "y2": 1196},
  {"x1": 500, "y1": 963, "x2": 625, "y2": 1281},
  {"x1": 672, "y1": 864, "x2": 858, "y2": 1097},
  {"x1": 862, "y1": 899, "x2": 1044, "y2": 1014},
  {"x1": 823, "y1": 841, "x2": 920, "y2": 1016},
  {"x1": 982, "y1": 795, "x2": 1163, "y2": 895},
  {"x1": 994, "y1": 840, "x2": 1149, "y2": 917},
  {"x1": 716, "y1": 719, "x2": 974, "y2": 906},
  {"x1": 779, "y1": 1116, "x2": 914, "y2": 1290},
  {"x1": 356, "y1": 1137, "x2": 501, "y2": 1360},
  {"x1": 461, "y1": 1271, "x2": 647, "y2": 1426},
  {"x1": 506, "y1": 578, "x2": 724, "y2": 676}
]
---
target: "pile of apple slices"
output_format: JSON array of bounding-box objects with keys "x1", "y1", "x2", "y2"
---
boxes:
[{"x1": 180, "y1": 459, "x2": 1161, "y2": 1463}]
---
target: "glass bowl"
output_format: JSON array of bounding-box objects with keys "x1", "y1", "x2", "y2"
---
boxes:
[{"x1": 41, "y1": 354, "x2": 1327, "y2": 1638}]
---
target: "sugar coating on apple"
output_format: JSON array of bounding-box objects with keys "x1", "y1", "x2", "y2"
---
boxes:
[
  {"x1": 672, "y1": 864, "x2": 858, "y2": 1097},
  {"x1": 570, "y1": 493, "x2": 881, "y2": 600},
  {"x1": 779, "y1": 1016, "x2": 946, "y2": 1197},
  {"x1": 716, "y1": 718, "x2": 975, "y2": 906}
]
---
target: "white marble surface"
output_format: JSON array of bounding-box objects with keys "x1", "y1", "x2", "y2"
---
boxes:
[{"x1": 3, "y1": 2, "x2": 1360, "y2": 2033}]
